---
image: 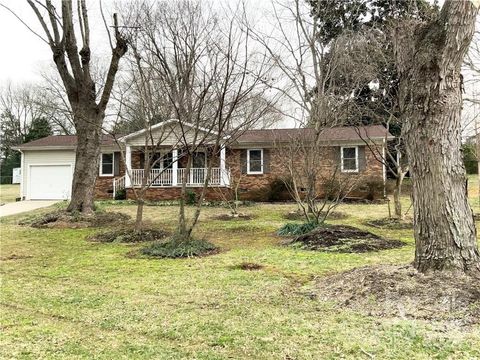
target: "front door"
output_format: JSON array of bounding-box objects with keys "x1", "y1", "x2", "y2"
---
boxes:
[{"x1": 192, "y1": 151, "x2": 206, "y2": 168}]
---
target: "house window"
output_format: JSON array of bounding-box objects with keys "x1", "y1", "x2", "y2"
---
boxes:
[
  {"x1": 150, "y1": 153, "x2": 162, "y2": 169},
  {"x1": 192, "y1": 151, "x2": 206, "y2": 168},
  {"x1": 100, "y1": 153, "x2": 114, "y2": 176},
  {"x1": 341, "y1": 146, "x2": 358, "y2": 172},
  {"x1": 247, "y1": 149, "x2": 263, "y2": 174}
]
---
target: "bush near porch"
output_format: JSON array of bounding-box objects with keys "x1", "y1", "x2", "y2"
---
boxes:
[{"x1": 1, "y1": 185, "x2": 480, "y2": 359}]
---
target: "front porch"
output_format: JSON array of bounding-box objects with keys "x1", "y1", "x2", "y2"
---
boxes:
[
  {"x1": 112, "y1": 145, "x2": 231, "y2": 197},
  {"x1": 130, "y1": 167, "x2": 230, "y2": 187}
]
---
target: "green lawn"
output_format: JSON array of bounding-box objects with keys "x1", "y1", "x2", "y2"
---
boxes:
[
  {"x1": 0, "y1": 184, "x2": 20, "y2": 204},
  {"x1": 1, "y1": 194, "x2": 479, "y2": 359}
]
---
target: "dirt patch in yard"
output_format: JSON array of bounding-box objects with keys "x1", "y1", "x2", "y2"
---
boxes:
[
  {"x1": 365, "y1": 217, "x2": 413, "y2": 230},
  {"x1": 87, "y1": 228, "x2": 169, "y2": 243},
  {"x1": 291, "y1": 225, "x2": 405, "y2": 253},
  {"x1": 230, "y1": 262, "x2": 264, "y2": 271},
  {"x1": 213, "y1": 213, "x2": 255, "y2": 221},
  {"x1": 314, "y1": 265, "x2": 480, "y2": 326},
  {"x1": 0, "y1": 254, "x2": 33, "y2": 261},
  {"x1": 19, "y1": 210, "x2": 130, "y2": 229}
]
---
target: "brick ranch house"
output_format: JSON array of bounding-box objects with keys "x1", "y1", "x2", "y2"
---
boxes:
[{"x1": 14, "y1": 120, "x2": 392, "y2": 201}]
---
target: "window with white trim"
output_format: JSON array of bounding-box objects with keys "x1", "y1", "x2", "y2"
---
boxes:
[
  {"x1": 100, "y1": 153, "x2": 114, "y2": 176},
  {"x1": 247, "y1": 149, "x2": 263, "y2": 174},
  {"x1": 341, "y1": 146, "x2": 358, "y2": 172}
]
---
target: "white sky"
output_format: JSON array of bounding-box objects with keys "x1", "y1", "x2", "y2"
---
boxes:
[
  {"x1": 0, "y1": 0, "x2": 276, "y2": 84},
  {"x1": 0, "y1": 0, "x2": 450, "y2": 85},
  {"x1": 0, "y1": 0, "x2": 120, "y2": 83},
  {"x1": 0, "y1": 0, "x2": 476, "y2": 131}
]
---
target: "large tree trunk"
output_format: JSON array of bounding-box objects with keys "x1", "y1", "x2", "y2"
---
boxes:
[
  {"x1": 67, "y1": 105, "x2": 103, "y2": 214},
  {"x1": 397, "y1": 0, "x2": 480, "y2": 274}
]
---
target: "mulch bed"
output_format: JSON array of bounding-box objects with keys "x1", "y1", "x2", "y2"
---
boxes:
[
  {"x1": 19, "y1": 210, "x2": 130, "y2": 229},
  {"x1": 314, "y1": 264, "x2": 480, "y2": 326},
  {"x1": 283, "y1": 210, "x2": 347, "y2": 221},
  {"x1": 291, "y1": 225, "x2": 405, "y2": 253},
  {"x1": 87, "y1": 228, "x2": 169, "y2": 243},
  {"x1": 213, "y1": 213, "x2": 255, "y2": 221},
  {"x1": 365, "y1": 217, "x2": 413, "y2": 230}
]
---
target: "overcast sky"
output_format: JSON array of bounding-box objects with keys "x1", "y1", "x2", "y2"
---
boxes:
[
  {"x1": 0, "y1": 0, "x2": 125, "y2": 83},
  {"x1": 0, "y1": 0, "x2": 278, "y2": 84}
]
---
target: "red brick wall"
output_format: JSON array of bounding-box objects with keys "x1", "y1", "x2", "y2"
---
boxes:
[
  {"x1": 226, "y1": 146, "x2": 384, "y2": 201},
  {"x1": 95, "y1": 153, "x2": 126, "y2": 199},
  {"x1": 95, "y1": 145, "x2": 384, "y2": 201},
  {"x1": 126, "y1": 186, "x2": 232, "y2": 201}
]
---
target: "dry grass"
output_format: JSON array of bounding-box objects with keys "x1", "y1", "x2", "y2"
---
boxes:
[{"x1": 0, "y1": 187, "x2": 479, "y2": 359}]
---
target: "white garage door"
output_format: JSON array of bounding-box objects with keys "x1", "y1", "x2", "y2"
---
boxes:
[{"x1": 29, "y1": 165, "x2": 72, "y2": 200}]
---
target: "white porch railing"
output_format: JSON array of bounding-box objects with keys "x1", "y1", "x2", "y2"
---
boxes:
[
  {"x1": 130, "y1": 167, "x2": 230, "y2": 187},
  {"x1": 113, "y1": 176, "x2": 126, "y2": 198}
]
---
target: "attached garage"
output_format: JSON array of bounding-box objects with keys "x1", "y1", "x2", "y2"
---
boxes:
[
  {"x1": 16, "y1": 147, "x2": 77, "y2": 201},
  {"x1": 28, "y1": 164, "x2": 73, "y2": 200},
  {"x1": 13, "y1": 135, "x2": 119, "y2": 201}
]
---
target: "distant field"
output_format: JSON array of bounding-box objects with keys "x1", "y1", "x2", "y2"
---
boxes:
[{"x1": 0, "y1": 184, "x2": 20, "y2": 204}]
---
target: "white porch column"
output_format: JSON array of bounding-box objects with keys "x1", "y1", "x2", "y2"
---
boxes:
[
  {"x1": 125, "y1": 145, "x2": 132, "y2": 187},
  {"x1": 172, "y1": 148, "x2": 178, "y2": 186},
  {"x1": 220, "y1": 145, "x2": 229, "y2": 186}
]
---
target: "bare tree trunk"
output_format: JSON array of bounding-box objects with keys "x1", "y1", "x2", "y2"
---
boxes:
[
  {"x1": 67, "y1": 106, "x2": 102, "y2": 214},
  {"x1": 23, "y1": 1, "x2": 127, "y2": 215},
  {"x1": 177, "y1": 155, "x2": 192, "y2": 240},
  {"x1": 397, "y1": 0, "x2": 480, "y2": 274},
  {"x1": 135, "y1": 199, "x2": 144, "y2": 232},
  {"x1": 393, "y1": 172, "x2": 404, "y2": 220}
]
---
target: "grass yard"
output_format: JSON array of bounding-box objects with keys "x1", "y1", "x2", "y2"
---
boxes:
[
  {"x1": 0, "y1": 184, "x2": 20, "y2": 204},
  {"x1": 1, "y1": 191, "x2": 479, "y2": 358}
]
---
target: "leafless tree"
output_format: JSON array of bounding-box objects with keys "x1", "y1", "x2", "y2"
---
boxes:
[
  {"x1": 2, "y1": 0, "x2": 129, "y2": 214},
  {"x1": 106, "y1": 29, "x2": 181, "y2": 232},
  {"x1": 132, "y1": 0, "x2": 276, "y2": 241},
  {"x1": 395, "y1": 0, "x2": 480, "y2": 274},
  {"x1": 0, "y1": 83, "x2": 49, "y2": 142},
  {"x1": 275, "y1": 131, "x2": 359, "y2": 224},
  {"x1": 0, "y1": 82, "x2": 67, "y2": 146},
  {"x1": 245, "y1": 0, "x2": 379, "y2": 221}
]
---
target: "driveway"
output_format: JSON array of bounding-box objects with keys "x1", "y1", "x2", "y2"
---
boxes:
[{"x1": 0, "y1": 201, "x2": 58, "y2": 217}]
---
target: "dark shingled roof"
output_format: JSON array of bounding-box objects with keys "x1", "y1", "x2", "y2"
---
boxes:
[
  {"x1": 14, "y1": 134, "x2": 117, "y2": 149},
  {"x1": 235, "y1": 125, "x2": 391, "y2": 144},
  {"x1": 14, "y1": 125, "x2": 391, "y2": 150}
]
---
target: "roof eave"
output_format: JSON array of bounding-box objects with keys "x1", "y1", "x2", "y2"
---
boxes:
[{"x1": 12, "y1": 145, "x2": 77, "y2": 151}]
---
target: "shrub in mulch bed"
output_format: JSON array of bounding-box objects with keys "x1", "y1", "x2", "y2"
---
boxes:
[
  {"x1": 291, "y1": 225, "x2": 405, "y2": 253},
  {"x1": 88, "y1": 228, "x2": 168, "y2": 243},
  {"x1": 278, "y1": 222, "x2": 319, "y2": 236},
  {"x1": 365, "y1": 217, "x2": 413, "y2": 230},
  {"x1": 141, "y1": 238, "x2": 218, "y2": 258},
  {"x1": 213, "y1": 213, "x2": 255, "y2": 221},
  {"x1": 230, "y1": 262, "x2": 264, "y2": 271},
  {"x1": 19, "y1": 210, "x2": 130, "y2": 229},
  {"x1": 283, "y1": 211, "x2": 347, "y2": 221},
  {"x1": 314, "y1": 264, "x2": 480, "y2": 326}
]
